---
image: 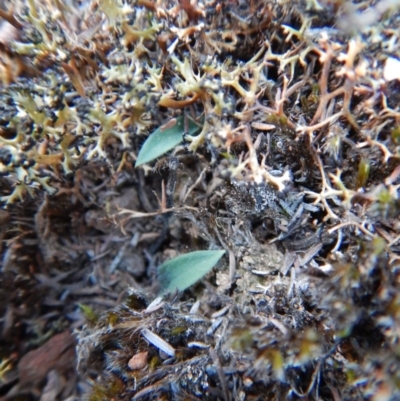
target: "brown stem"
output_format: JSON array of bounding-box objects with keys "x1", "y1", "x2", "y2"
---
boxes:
[{"x1": 0, "y1": 9, "x2": 23, "y2": 30}]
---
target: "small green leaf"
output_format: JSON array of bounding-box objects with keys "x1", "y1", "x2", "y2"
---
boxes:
[
  {"x1": 78, "y1": 303, "x2": 99, "y2": 325},
  {"x1": 135, "y1": 116, "x2": 201, "y2": 167},
  {"x1": 158, "y1": 250, "x2": 225, "y2": 295},
  {"x1": 355, "y1": 157, "x2": 370, "y2": 189}
]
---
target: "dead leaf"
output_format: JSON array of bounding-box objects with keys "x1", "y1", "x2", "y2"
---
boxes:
[
  {"x1": 39, "y1": 370, "x2": 62, "y2": 401},
  {"x1": 178, "y1": 0, "x2": 204, "y2": 23},
  {"x1": 128, "y1": 351, "x2": 148, "y2": 370},
  {"x1": 18, "y1": 331, "x2": 75, "y2": 386},
  {"x1": 61, "y1": 59, "x2": 86, "y2": 97}
]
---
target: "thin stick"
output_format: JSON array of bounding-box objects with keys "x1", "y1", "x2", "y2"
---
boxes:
[
  {"x1": 328, "y1": 222, "x2": 375, "y2": 238},
  {"x1": 209, "y1": 347, "x2": 230, "y2": 401},
  {"x1": 298, "y1": 111, "x2": 343, "y2": 134}
]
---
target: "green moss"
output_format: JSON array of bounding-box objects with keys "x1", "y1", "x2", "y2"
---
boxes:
[
  {"x1": 125, "y1": 293, "x2": 147, "y2": 311},
  {"x1": 230, "y1": 328, "x2": 254, "y2": 351},
  {"x1": 149, "y1": 355, "x2": 161, "y2": 370},
  {"x1": 355, "y1": 157, "x2": 370, "y2": 189},
  {"x1": 169, "y1": 325, "x2": 188, "y2": 336},
  {"x1": 78, "y1": 304, "x2": 99, "y2": 325},
  {"x1": 89, "y1": 378, "x2": 125, "y2": 401},
  {"x1": 106, "y1": 311, "x2": 119, "y2": 326},
  {"x1": 391, "y1": 127, "x2": 400, "y2": 146}
]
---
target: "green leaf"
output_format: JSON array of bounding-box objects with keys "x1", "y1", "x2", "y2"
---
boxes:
[
  {"x1": 135, "y1": 116, "x2": 201, "y2": 167},
  {"x1": 158, "y1": 250, "x2": 225, "y2": 295},
  {"x1": 78, "y1": 303, "x2": 99, "y2": 325}
]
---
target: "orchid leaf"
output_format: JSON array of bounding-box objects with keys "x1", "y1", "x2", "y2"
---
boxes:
[
  {"x1": 158, "y1": 250, "x2": 225, "y2": 295},
  {"x1": 135, "y1": 115, "x2": 201, "y2": 167}
]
